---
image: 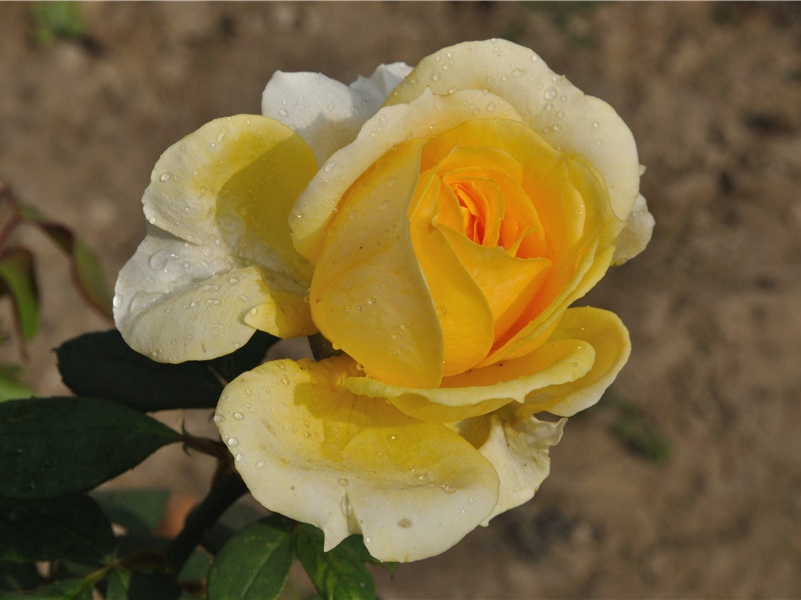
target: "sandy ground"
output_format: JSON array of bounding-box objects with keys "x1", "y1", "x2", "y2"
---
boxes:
[{"x1": 2, "y1": 2, "x2": 801, "y2": 598}]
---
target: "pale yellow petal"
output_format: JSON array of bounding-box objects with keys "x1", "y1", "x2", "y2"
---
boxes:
[
  {"x1": 385, "y1": 39, "x2": 642, "y2": 224},
  {"x1": 346, "y1": 337, "x2": 594, "y2": 422},
  {"x1": 520, "y1": 306, "x2": 631, "y2": 417},
  {"x1": 216, "y1": 355, "x2": 500, "y2": 562},
  {"x1": 309, "y1": 140, "x2": 444, "y2": 388}
]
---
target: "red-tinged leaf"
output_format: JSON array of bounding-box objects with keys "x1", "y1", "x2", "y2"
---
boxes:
[
  {"x1": 0, "y1": 247, "x2": 39, "y2": 341},
  {"x1": 18, "y1": 206, "x2": 112, "y2": 319}
]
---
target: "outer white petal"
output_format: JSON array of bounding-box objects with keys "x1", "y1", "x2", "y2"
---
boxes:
[
  {"x1": 612, "y1": 193, "x2": 655, "y2": 264},
  {"x1": 262, "y1": 63, "x2": 412, "y2": 164},
  {"x1": 460, "y1": 413, "x2": 565, "y2": 525},
  {"x1": 386, "y1": 39, "x2": 642, "y2": 224},
  {"x1": 114, "y1": 225, "x2": 270, "y2": 361}
]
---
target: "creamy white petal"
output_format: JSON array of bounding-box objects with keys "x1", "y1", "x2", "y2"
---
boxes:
[
  {"x1": 460, "y1": 413, "x2": 565, "y2": 525},
  {"x1": 612, "y1": 193, "x2": 655, "y2": 265},
  {"x1": 261, "y1": 63, "x2": 411, "y2": 164},
  {"x1": 114, "y1": 225, "x2": 271, "y2": 361}
]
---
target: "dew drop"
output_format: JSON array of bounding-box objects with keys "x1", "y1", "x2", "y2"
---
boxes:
[
  {"x1": 112, "y1": 295, "x2": 123, "y2": 309},
  {"x1": 159, "y1": 172, "x2": 172, "y2": 183},
  {"x1": 234, "y1": 412, "x2": 244, "y2": 420},
  {"x1": 593, "y1": 121, "x2": 600, "y2": 128},
  {"x1": 487, "y1": 101, "x2": 496, "y2": 112},
  {"x1": 227, "y1": 437, "x2": 240, "y2": 447},
  {"x1": 340, "y1": 496, "x2": 352, "y2": 517},
  {"x1": 432, "y1": 72, "x2": 441, "y2": 82},
  {"x1": 235, "y1": 452, "x2": 245, "y2": 462},
  {"x1": 149, "y1": 250, "x2": 174, "y2": 271},
  {"x1": 280, "y1": 376, "x2": 290, "y2": 386},
  {"x1": 338, "y1": 478, "x2": 350, "y2": 487},
  {"x1": 324, "y1": 162, "x2": 335, "y2": 173},
  {"x1": 255, "y1": 460, "x2": 265, "y2": 469},
  {"x1": 544, "y1": 87, "x2": 558, "y2": 100},
  {"x1": 278, "y1": 108, "x2": 289, "y2": 117},
  {"x1": 213, "y1": 414, "x2": 225, "y2": 423}
]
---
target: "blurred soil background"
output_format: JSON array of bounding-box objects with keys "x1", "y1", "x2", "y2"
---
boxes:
[{"x1": 2, "y1": 2, "x2": 801, "y2": 598}]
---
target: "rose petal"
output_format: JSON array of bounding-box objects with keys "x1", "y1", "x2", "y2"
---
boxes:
[
  {"x1": 459, "y1": 412, "x2": 565, "y2": 524},
  {"x1": 612, "y1": 193, "x2": 655, "y2": 265},
  {"x1": 481, "y1": 150, "x2": 623, "y2": 366},
  {"x1": 309, "y1": 139, "x2": 445, "y2": 388},
  {"x1": 520, "y1": 306, "x2": 632, "y2": 417},
  {"x1": 117, "y1": 115, "x2": 318, "y2": 350},
  {"x1": 385, "y1": 39, "x2": 644, "y2": 224},
  {"x1": 216, "y1": 355, "x2": 500, "y2": 563},
  {"x1": 409, "y1": 168, "x2": 495, "y2": 376},
  {"x1": 262, "y1": 63, "x2": 412, "y2": 164},
  {"x1": 291, "y1": 88, "x2": 524, "y2": 262},
  {"x1": 346, "y1": 337, "x2": 594, "y2": 422},
  {"x1": 114, "y1": 227, "x2": 273, "y2": 361}
]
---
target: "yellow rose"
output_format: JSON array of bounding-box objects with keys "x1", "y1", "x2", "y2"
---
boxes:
[{"x1": 114, "y1": 40, "x2": 653, "y2": 562}]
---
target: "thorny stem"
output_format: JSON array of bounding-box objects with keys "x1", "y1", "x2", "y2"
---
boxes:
[
  {"x1": 179, "y1": 427, "x2": 230, "y2": 462},
  {"x1": 164, "y1": 466, "x2": 247, "y2": 575}
]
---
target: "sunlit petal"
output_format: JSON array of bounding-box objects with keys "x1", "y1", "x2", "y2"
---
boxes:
[{"x1": 216, "y1": 355, "x2": 500, "y2": 562}]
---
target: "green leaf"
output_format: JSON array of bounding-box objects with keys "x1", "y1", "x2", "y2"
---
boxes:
[
  {"x1": 0, "y1": 561, "x2": 43, "y2": 592},
  {"x1": 31, "y1": 2, "x2": 88, "y2": 46},
  {"x1": 56, "y1": 329, "x2": 278, "y2": 412},
  {"x1": 93, "y1": 489, "x2": 171, "y2": 537},
  {"x1": 207, "y1": 516, "x2": 294, "y2": 600},
  {"x1": 0, "y1": 495, "x2": 115, "y2": 563},
  {"x1": 0, "y1": 396, "x2": 180, "y2": 499},
  {"x1": 0, "y1": 363, "x2": 34, "y2": 402},
  {"x1": 294, "y1": 525, "x2": 376, "y2": 600},
  {"x1": 204, "y1": 330, "x2": 280, "y2": 383},
  {"x1": 0, "y1": 248, "x2": 39, "y2": 341},
  {"x1": 56, "y1": 330, "x2": 224, "y2": 411},
  {"x1": 611, "y1": 403, "x2": 672, "y2": 464},
  {"x1": 0, "y1": 577, "x2": 92, "y2": 600},
  {"x1": 104, "y1": 570, "x2": 182, "y2": 600}
]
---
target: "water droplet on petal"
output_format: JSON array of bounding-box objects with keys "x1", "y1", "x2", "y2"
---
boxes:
[
  {"x1": 544, "y1": 87, "x2": 558, "y2": 100},
  {"x1": 234, "y1": 412, "x2": 244, "y2": 420},
  {"x1": 112, "y1": 295, "x2": 123, "y2": 309},
  {"x1": 338, "y1": 478, "x2": 349, "y2": 487},
  {"x1": 340, "y1": 496, "x2": 352, "y2": 517},
  {"x1": 227, "y1": 437, "x2": 239, "y2": 447},
  {"x1": 159, "y1": 172, "x2": 172, "y2": 183}
]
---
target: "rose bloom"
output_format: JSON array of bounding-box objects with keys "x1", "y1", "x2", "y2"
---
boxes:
[{"x1": 115, "y1": 40, "x2": 653, "y2": 562}]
